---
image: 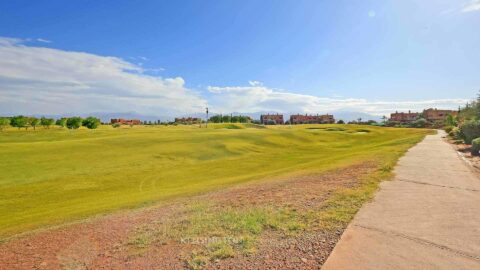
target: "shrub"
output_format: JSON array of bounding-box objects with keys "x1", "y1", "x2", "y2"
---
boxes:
[
  {"x1": 411, "y1": 118, "x2": 427, "y2": 128},
  {"x1": 472, "y1": 138, "x2": 480, "y2": 156},
  {"x1": 449, "y1": 127, "x2": 462, "y2": 139},
  {"x1": 444, "y1": 126, "x2": 453, "y2": 134},
  {"x1": 266, "y1": 119, "x2": 276, "y2": 125},
  {"x1": 385, "y1": 121, "x2": 400, "y2": 127},
  {"x1": 0, "y1": 117, "x2": 10, "y2": 131},
  {"x1": 460, "y1": 120, "x2": 480, "y2": 144},
  {"x1": 112, "y1": 123, "x2": 121, "y2": 128},
  {"x1": 66, "y1": 117, "x2": 82, "y2": 129},
  {"x1": 82, "y1": 116, "x2": 101, "y2": 129},
  {"x1": 337, "y1": 120, "x2": 345, "y2": 124}
]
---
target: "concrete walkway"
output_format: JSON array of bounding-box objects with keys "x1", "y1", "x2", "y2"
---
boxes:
[{"x1": 322, "y1": 131, "x2": 480, "y2": 270}]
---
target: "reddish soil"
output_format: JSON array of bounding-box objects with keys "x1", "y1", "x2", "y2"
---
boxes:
[
  {"x1": 447, "y1": 139, "x2": 480, "y2": 170},
  {"x1": 0, "y1": 163, "x2": 376, "y2": 270}
]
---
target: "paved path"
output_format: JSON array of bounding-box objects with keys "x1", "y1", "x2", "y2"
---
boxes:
[{"x1": 322, "y1": 131, "x2": 480, "y2": 270}]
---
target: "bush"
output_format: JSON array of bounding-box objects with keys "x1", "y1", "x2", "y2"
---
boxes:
[
  {"x1": 444, "y1": 126, "x2": 453, "y2": 134},
  {"x1": 266, "y1": 119, "x2": 276, "y2": 125},
  {"x1": 472, "y1": 138, "x2": 480, "y2": 156},
  {"x1": 56, "y1": 118, "x2": 67, "y2": 127},
  {"x1": 82, "y1": 117, "x2": 100, "y2": 129},
  {"x1": 385, "y1": 121, "x2": 400, "y2": 127},
  {"x1": 411, "y1": 118, "x2": 427, "y2": 128},
  {"x1": 112, "y1": 123, "x2": 121, "y2": 128},
  {"x1": 460, "y1": 120, "x2": 480, "y2": 144},
  {"x1": 66, "y1": 117, "x2": 82, "y2": 129},
  {"x1": 0, "y1": 117, "x2": 10, "y2": 131},
  {"x1": 337, "y1": 120, "x2": 345, "y2": 124},
  {"x1": 449, "y1": 127, "x2": 462, "y2": 139}
]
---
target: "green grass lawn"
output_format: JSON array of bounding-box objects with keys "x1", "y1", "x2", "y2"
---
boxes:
[{"x1": 0, "y1": 124, "x2": 431, "y2": 238}]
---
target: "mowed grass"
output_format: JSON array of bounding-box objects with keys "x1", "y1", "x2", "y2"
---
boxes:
[{"x1": 0, "y1": 124, "x2": 431, "y2": 238}]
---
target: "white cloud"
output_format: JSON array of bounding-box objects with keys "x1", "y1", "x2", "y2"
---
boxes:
[
  {"x1": 0, "y1": 37, "x2": 206, "y2": 116},
  {"x1": 207, "y1": 83, "x2": 467, "y2": 116},
  {"x1": 462, "y1": 0, "x2": 480, "y2": 12},
  {"x1": 0, "y1": 36, "x2": 469, "y2": 118},
  {"x1": 248, "y1": 80, "x2": 263, "y2": 86},
  {"x1": 368, "y1": 10, "x2": 376, "y2": 18},
  {"x1": 0, "y1": 37, "x2": 22, "y2": 46},
  {"x1": 36, "y1": 38, "x2": 52, "y2": 43}
]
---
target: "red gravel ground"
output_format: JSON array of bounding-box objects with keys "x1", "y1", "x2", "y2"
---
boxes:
[
  {"x1": 447, "y1": 138, "x2": 480, "y2": 170},
  {"x1": 0, "y1": 163, "x2": 376, "y2": 270}
]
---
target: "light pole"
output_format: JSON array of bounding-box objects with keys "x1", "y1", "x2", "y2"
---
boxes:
[{"x1": 206, "y1": 107, "x2": 209, "y2": 128}]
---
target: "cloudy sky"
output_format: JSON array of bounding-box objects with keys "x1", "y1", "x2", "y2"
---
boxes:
[{"x1": 0, "y1": 1, "x2": 479, "y2": 117}]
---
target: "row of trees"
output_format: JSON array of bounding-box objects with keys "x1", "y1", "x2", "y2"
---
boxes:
[
  {"x1": 0, "y1": 116, "x2": 101, "y2": 130},
  {"x1": 208, "y1": 115, "x2": 251, "y2": 123}
]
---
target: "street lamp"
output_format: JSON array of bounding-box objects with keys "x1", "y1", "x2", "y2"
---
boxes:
[{"x1": 206, "y1": 107, "x2": 209, "y2": 128}]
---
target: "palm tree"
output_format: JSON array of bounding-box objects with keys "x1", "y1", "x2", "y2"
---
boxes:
[{"x1": 381, "y1": 115, "x2": 387, "y2": 123}]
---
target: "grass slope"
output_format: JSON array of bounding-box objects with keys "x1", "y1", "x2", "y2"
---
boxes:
[{"x1": 0, "y1": 124, "x2": 430, "y2": 238}]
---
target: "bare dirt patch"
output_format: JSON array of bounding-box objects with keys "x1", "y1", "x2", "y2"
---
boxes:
[
  {"x1": 447, "y1": 138, "x2": 480, "y2": 172},
  {"x1": 0, "y1": 162, "x2": 377, "y2": 270}
]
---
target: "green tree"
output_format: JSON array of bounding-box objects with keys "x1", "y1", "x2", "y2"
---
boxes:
[
  {"x1": 231, "y1": 116, "x2": 239, "y2": 123},
  {"x1": 56, "y1": 118, "x2": 67, "y2": 127},
  {"x1": 444, "y1": 114, "x2": 457, "y2": 127},
  {"x1": 337, "y1": 120, "x2": 345, "y2": 124},
  {"x1": 222, "y1": 115, "x2": 231, "y2": 123},
  {"x1": 209, "y1": 115, "x2": 222, "y2": 123},
  {"x1": 29, "y1": 117, "x2": 40, "y2": 130},
  {"x1": 10, "y1": 116, "x2": 29, "y2": 130},
  {"x1": 0, "y1": 117, "x2": 10, "y2": 131},
  {"x1": 238, "y1": 116, "x2": 249, "y2": 123},
  {"x1": 82, "y1": 117, "x2": 101, "y2": 129},
  {"x1": 40, "y1": 117, "x2": 55, "y2": 129},
  {"x1": 381, "y1": 116, "x2": 388, "y2": 124},
  {"x1": 66, "y1": 117, "x2": 82, "y2": 129}
]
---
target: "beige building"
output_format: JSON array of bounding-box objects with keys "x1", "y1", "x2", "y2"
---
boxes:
[
  {"x1": 260, "y1": 114, "x2": 284, "y2": 124},
  {"x1": 422, "y1": 108, "x2": 458, "y2": 123}
]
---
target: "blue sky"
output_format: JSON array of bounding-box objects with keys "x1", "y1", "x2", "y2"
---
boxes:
[{"x1": 0, "y1": 0, "x2": 479, "y2": 117}]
